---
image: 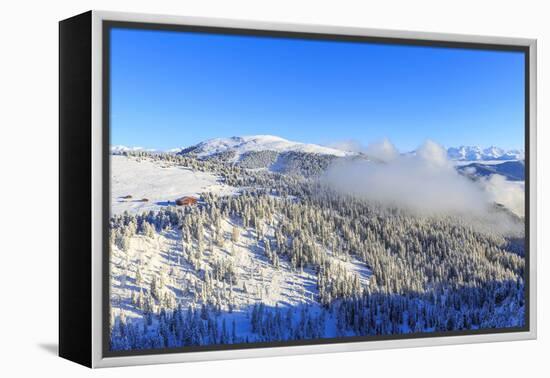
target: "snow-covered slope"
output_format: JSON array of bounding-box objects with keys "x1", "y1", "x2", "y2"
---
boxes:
[
  {"x1": 110, "y1": 216, "x2": 370, "y2": 328},
  {"x1": 111, "y1": 155, "x2": 236, "y2": 215},
  {"x1": 178, "y1": 135, "x2": 352, "y2": 159},
  {"x1": 447, "y1": 146, "x2": 524, "y2": 161}
]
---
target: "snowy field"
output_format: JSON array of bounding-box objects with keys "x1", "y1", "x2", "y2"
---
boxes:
[{"x1": 111, "y1": 155, "x2": 236, "y2": 215}]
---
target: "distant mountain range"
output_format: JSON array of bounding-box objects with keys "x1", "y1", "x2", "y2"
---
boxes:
[
  {"x1": 112, "y1": 137, "x2": 524, "y2": 164},
  {"x1": 446, "y1": 145, "x2": 524, "y2": 161},
  {"x1": 178, "y1": 138, "x2": 523, "y2": 162},
  {"x1": 110, "y1": 145, "x2": 157, "y2": 154},
  {"x1": 457, "y1": 160, "x2": 525, "y2": 182}
]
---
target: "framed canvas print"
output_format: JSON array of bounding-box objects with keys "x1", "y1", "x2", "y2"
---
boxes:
[{"x1": 59, "y1": 10, "x2": 537, "y2": 368}]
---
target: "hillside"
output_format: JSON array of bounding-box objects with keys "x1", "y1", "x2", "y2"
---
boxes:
[
  {"x1": 109, "y1": 146, "x2": 526, "y2": 351},
  {"x1": 457, "y1": 160, "x2": 525, "y2": 182}
]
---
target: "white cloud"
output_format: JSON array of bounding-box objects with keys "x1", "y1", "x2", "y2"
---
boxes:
[
  {"x1": 326, "y1": 140, "x2": 364, "y2": 153},
  {"x1": 481, "y1": 174, "x2": 525, "y2": 217},
  {"x1": 364, "y1": 138, "x2": 399, "y2": 162},
  {"x1": 322, "y1": 139, "x2": 524, "y2": 235},
  {"x1": 328, "y1": 138, "x2": 399, "y2": 162}
]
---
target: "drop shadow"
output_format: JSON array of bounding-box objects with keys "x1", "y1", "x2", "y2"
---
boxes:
[{"x1": 38, "y1": 343, "x2": 58, "y2": 356}]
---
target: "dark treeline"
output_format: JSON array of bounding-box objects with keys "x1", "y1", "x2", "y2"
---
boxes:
[{"x1": 111, "y1": 278, "x2": 524, "y2": 350}]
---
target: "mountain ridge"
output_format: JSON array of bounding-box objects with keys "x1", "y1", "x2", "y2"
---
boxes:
[
  {"x1": 446, "y1": 145, "x2": 524, "y2": 161},
  {"x1": 112, "y1": 136, "x2": 524, "y2": 162},
  {"x1": 176, "y1": 135, "x2": 352, "y2": 160}
]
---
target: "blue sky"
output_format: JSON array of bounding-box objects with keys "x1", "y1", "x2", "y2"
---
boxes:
[{"x1": 110, "y1": 28, "x2": 525, "y2": 151}]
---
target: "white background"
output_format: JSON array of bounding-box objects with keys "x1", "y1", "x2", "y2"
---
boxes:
[{"x1": 0, "y1": 0, "x2": 547, "y2": 376}]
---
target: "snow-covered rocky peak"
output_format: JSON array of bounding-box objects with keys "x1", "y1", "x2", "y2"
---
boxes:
[
  {"x1": 446, "y1": 145, "x2": 524, "y2": 161},
  {"x1": 483, "y1": 146, "x2": 505, "y2": 158}
]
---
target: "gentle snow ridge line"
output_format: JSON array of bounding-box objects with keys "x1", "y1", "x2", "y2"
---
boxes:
[
  {"x1": 112, "y1": 139, "x2": 524, "y2": 162},
  {"x1": 185, "y1": 135, "x2": 353, "y2": 158}
]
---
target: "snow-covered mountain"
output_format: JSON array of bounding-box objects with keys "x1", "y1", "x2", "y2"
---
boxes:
[
  {"x1": 177, "y1": 135, "x2": 352, "y2": 159},
  {"x1": 111, "y1": 145, "x2": 158, "y2": 155},
  {"x1": 175, "y1": 135, "x2": 359, "y2": 177},
  {"x1": 115, "y1": 138, "x2": 523, "y2": 163},
  {"x1": 446, "y1": 146, "x2": 524, "y2": 161},
  {"x1": 457, "y1": 160, "x2": 525, "y2": 182}
]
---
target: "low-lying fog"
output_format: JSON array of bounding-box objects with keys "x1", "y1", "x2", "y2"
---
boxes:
[{"x1": 323, "y1": 139, "x2": 524, "y2": 236}]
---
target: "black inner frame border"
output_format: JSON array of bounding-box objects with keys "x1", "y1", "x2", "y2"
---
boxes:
[{"x1": 102, "y1": 20, "x2": 531, "y2": 358}]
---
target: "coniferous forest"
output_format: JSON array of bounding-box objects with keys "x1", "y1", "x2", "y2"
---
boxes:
[{"x1": 109, "y1": 150, "x2": 526, "y2": 352}]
